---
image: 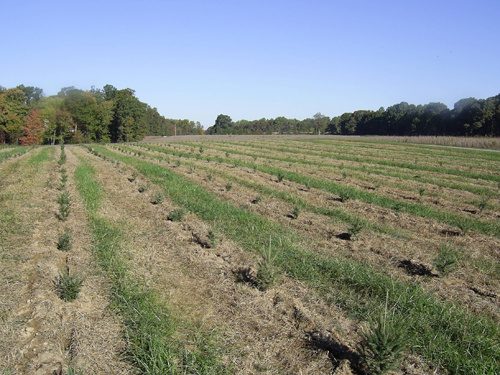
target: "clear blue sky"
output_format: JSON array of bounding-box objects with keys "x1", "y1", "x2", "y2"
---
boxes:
[{"x1": 2, "y1": 0, "x2": 499, "y2": 128}]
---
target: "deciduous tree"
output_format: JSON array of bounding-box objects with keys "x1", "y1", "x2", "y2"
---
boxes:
[{"x1": 20, "y1": 109, "x2": 44, "y2": 145}]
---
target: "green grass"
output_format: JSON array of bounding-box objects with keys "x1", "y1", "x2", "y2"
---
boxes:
[
  {"x1": 27, "y1": 146, "x2": 54, "y2": 166},
  {"x1": 0, "y1": 147, "x2": 31, "y2": 163},
  {"x1": 129, "y1": 143, "x2": 500, "y2": 238},
  {"x1": 94, "y1": 145, "x2": 500, "y2": 375}
]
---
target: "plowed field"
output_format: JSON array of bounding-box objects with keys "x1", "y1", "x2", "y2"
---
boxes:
[{"x1": 1, "y1": 137, "x2": 499, "y2": 375}]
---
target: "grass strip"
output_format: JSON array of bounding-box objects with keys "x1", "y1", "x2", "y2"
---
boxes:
[
  {"x1": 27, "y1": 146, "x2": 54, "y2": 166},
  {"x1": 129, "y1": 143, "x2": 500, "y2": 237},
  {"x1": 74, "y1": 159, "x2": 228, "y2": 375},
  {"x1": 95, "y1": 145, "x2": 499, "y2": 375},
  {"x1": 0, "y1": 146, "x2": 31, "y2": 163}
]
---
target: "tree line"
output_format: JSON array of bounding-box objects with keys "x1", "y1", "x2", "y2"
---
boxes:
[
  {"x1": 206, "y1": 94, "x2": 500, "y2": 137},
  {"x1": 0, "y1": 84, "x2": 203, "y2": 145}
]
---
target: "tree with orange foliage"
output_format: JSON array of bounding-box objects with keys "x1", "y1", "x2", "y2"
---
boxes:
[{"x1": 20, "y1": 109, "x2": 44, "y2": 145}]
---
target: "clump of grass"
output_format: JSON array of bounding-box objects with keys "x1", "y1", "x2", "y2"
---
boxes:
[
  {"x1": 291, "y1": 204, "x2": 301, "y2": 219},
  {"x1": 56, "y1": 267, "x2": 83, "y2": 302},
  {"x1": 418, "y1": 187, "x2": 425, "y2": 197},
  {"x1": 57, "y1": 191, "x2": 71, "y2": 221},
  {"x1": 199, "y1": 146, "x2": 204, "y2": 154},
  {"x1": 256, "y1": 237, "x2": 281, "y2": 291},
  {"x1": 276, "y1": 171, "x2": 286, "y2": 182},
  {"x1": 225, "y1": 182, "x2": 233, "y2": 191},
  {"x1": 57, "y1": 228, "x2": 72, "y2": 252},
  {"x1": 207, "y1": 172, "x2": 213, "y2": 182},
  {"x1": 433, "y1": 243, "x2": 459, "y2": 276},
  {"x1": 129, "y1": 171, "x2": 138, "y2": 182},
  {"x1": 168, "y1": 208, "x2": 186, "y2": 222},
  {"x1": 358, "y1": 294, "x2": 409, "y2": 375},
  {"x1": 151, "y1": 193, "x2": 165, "y2": 205}
]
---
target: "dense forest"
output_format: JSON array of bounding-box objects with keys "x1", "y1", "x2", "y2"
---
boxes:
[
  {"x1": 2, "y1": 84, "x2": 499, "y2": 145},
  {"x1": 206, "y1": 94, "x2": 500, "y2": 137},
  {"x1": 0, "y1": 84, "x2": 203, "y2": 145}
]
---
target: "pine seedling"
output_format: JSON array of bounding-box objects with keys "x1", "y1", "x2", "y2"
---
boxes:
[
  {"x1": 339, "y1": 191, "x2": 350, "y2": 203},
  {"x1": 348, "y1": 220, "x2": 364, "y2": 240},
  {"x1": 57, "y1": 191, "x2": 71, "y2": 221},
  {"x1": 151, "y1": 193, "x2": 164, "y2": 205},
  {"x1": 56, "y1": 267, "x2": 83, "y2": 302},
  {"x1": 433, "y1": 242, "x2": 459, "y2": 276},
  {"x1": 477, "y1": 196, "x2": 489, "y2": 214},
  {"x1": 305, "y1": 179, "x2": 312, "y2": 190},
  {"x1": 138, "y1": 184, "x2": 150, "y2": 193},
  {"x1": 276, "y1": 172, "x2": 285, "y2": 182},
  {"x1": 57, "y1": 228, "x2": 72, "y2": 252},
  {"x1": 168, "y1": 208, "x2": 186, "y2": 222},
  {"x1": 457, "y1": 218, "x2": 473, "y2": 235},
  {"x1": 208, "y1": 229, "x2": 217, "y2": 248},
  {"x1": 358, "y1": 293, "x2": 409, "y2": 374},
  {"x1": 256, "y1": 237, "x2": 281, "y2": 291}
]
